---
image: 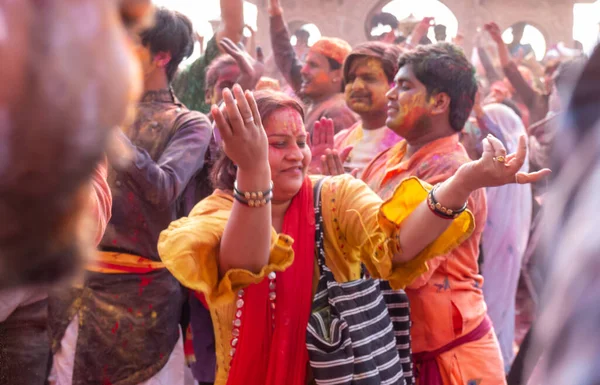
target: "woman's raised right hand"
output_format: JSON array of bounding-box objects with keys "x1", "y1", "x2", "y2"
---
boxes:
[{"x1": 211, "y1": 85, "x2": 269, "y2": 172}]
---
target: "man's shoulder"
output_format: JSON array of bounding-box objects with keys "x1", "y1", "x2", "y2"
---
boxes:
[
  {"x1": 412, "y1": 142, "x2": 471, "y2": 181},
  {"x1": 173, "y1": 101, "x2": 211, "y2": 127},
  {"x1": 169, "y1": 106, "x2": 213, "y2": 142},
  {"x1": 360, "y1": 142, "x2": 401, "y2": 184}
]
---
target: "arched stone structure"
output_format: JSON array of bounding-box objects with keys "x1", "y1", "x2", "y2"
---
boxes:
[{"x1": 247, "y1": 0, "x2": 594, "y2": 58}]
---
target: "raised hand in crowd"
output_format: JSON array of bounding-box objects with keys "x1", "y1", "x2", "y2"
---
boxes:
[
  {"x1": 320, "y1": 148, "x2": 356, "y2": 177},
  {"x1": 308, "y1": 118, "x2": 335, "y2": 173},
  {"x1": 484, "y1": 22, "x2": 503, "y2": 44},
  {"x1": 308, "y1": 118, "x2": 352, "y2": 174},
  {"x1": 211, "y1": 85, "x2": 272, "y2": 274},
  {"x1": 406, "y1": 16, "x2": 434, "y2": 47},
  {"x1": 219, "y1": 37, "x2": 265, "y2": 91},
  {"x1": 212, "y1": 85, "x2": 269, "y2": 177},
  {"x1": 457, "y1": 134, "x2": 551, "y2": 190},
  {"x1": 484, "y1": 22, "x2": 512, "y2": 68},
  {"x1": 268, "y1": 0, "x2": 283, "y2": 16},
  {"x1": 244, "y1": 24, "x2": 257, "y2": 58}
]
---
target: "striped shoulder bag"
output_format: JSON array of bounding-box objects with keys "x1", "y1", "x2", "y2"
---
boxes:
[{"x1": 306, "y1": 178, "x2": 406, "y2": 385}]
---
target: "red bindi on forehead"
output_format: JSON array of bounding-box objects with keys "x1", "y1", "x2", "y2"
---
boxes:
[{"x1": 264, "y1": 108, "x2": 306, "y2": 137}]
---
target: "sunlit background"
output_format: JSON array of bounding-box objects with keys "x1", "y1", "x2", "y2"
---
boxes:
[
  {"x1": 381, "y1": 0, "x2": 458, "y2": 43},
  {"x1": 502, "y1": 25, "x2": 546, "y2": 61},
  {"x1": 151, "y1": 0, "x2": 258, "y2": 65},
  {"x1": 152, "y1": 0, "x2": 600, "y2": 61}
]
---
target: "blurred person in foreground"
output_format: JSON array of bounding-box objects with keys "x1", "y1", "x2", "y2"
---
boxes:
[
  {"x1": 0, "y1": 0, "x2": 152, "y2": 384},
  {"x1": 48, "y1": 8, "x2": 213, "y2": 385},
  {"x1": 523, "y1": 43, "x2": 600, "y2": 385},
  {"x1": 0, "y1": 0, "x2": 147, "y2": 289}
]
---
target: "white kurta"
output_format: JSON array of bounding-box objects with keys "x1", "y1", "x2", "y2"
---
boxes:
[{"x1": 480, "y1": 103, "x2": 533, "y2": 371}]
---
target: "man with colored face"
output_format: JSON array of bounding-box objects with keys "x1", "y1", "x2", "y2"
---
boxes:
[
  {"x1": 332, "y1": 42, "x2": 403, "y2": 176},
  {"x1": 269, "y1": 0, "x2": 358, "y2": 136},
  {"x1": 361, "y1": 43, "x2": 506, "y2": 384},
  {"x1": 205, "y1": 55, "x2": 241, "y2": 107},
  {"x1": 48, "y1": 8, "x2": 213, "y2": 385}
]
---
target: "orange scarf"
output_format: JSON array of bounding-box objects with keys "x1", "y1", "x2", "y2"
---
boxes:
[{"x1": 226, "y1": 176, "x2": 315, "y2": 385}]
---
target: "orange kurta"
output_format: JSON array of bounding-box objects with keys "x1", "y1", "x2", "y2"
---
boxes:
[{"x1": 362, "y1": 134, "x2": 506, "y2": 385}]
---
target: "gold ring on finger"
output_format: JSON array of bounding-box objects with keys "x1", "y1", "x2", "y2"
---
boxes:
[{"x1": 494, "y1": 155, "x2": 506, "y2": 163}]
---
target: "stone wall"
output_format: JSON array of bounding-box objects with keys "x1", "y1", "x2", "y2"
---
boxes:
[{"x1": 247, "y1": 0, "x2": 590, "y2": 57}]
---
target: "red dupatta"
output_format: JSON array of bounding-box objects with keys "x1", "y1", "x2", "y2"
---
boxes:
[{"x1": 226, "y1": 176, "x2": 315, "y2": 385}]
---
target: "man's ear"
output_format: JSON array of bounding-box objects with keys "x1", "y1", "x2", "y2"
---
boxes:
[
  {"x1": 153, "y1": 51, "x2": 172, "y2": 69},
  {"x1": 330, "y1": 68, "x2": 343, "y2": 84},
  {"x1": 430, "y1": 92, "x2": 451, "y2": 117},
  {"x1": 205, "y1": 88, "x2": 213, "y2": 105}
]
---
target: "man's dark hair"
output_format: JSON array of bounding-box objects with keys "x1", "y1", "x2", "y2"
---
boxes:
[
  {"x1": 140, "y1": 8, "x2": 195, "y2": 82},
  {"x1": 327, "y1": 57, "x2": 342, "y2": 71},
  {"x1": 397, "y1": 42, "x2": 478, "y2": 131},
  {"x1": 513, "y1": 22, "x2": 526, "y2": 34},
  {"x1": 371, "y1": 12, "x2": 399, "y2": 30},
  {"x1": 434, "y1": 24, "x2": 447, "y2": 35},
  {"x1": 343, "y1": 41, "x2": 402, "y2": 85},
  {"x1": 205, "y1": 54, "x2": 238, "y2": 92},
  {"x1": 294, "y1": 29, "x2": 310, "y2": 44}
]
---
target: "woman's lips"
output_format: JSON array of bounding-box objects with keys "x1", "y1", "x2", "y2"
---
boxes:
[{"x1": 281, "y1": 166, "x2": 303, "y2": 175}]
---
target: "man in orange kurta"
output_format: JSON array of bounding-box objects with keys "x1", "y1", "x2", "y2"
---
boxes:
[{"x1": 362, "y1": 43, "x2": 506, "y2": 385}]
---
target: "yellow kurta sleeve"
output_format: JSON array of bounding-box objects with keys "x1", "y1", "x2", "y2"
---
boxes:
[
  {"x1": 157, "y1": 190, "x2": 294, "y2": 307},
  {"x1": 319, "y1": 175, "x2": 474, "y2": 289}
]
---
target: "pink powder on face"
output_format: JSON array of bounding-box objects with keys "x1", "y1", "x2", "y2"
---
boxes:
[{"x1": 264, "y1": 108, "x2": 306, "y2": 137}]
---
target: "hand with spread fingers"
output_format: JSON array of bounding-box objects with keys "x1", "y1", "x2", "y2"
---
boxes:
[
  {"x1": 211, "y1": 85, "x2": 268, "y2": 172},
  {"x1": 219, "y1": 37, "x2": 264, "y2": 91},
  {"x1": 456, "y1": 134, "x2": 551, "y2": 191}
]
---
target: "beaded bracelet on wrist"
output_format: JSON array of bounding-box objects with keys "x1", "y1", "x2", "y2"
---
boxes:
[
  {"x1": 427, "y1": 183, "x2": 468, "y2": 220},
  {"x1": 233, "y1": 180, "x2": 274, "y2": 208},
  {"x1": 233, "y1": 190, "x2": 273, "y2": 207},
  {"x1": 234, "y1": 181, "x2": 273, "y2": 200}
]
